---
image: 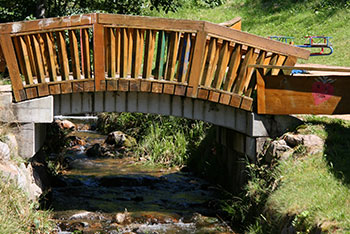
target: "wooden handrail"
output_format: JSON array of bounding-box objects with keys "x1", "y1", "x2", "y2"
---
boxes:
[
  {"x1": 219, "y1": 17, "x2": 242, "y2": 30},
  {"x1": 250, "y1": 64, "x2": 350, "y2": 73}
]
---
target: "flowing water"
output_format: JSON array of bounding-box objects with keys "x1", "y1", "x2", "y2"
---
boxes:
[{"x1": 48, "y1": 128, "x2": 234, "y2": 234}]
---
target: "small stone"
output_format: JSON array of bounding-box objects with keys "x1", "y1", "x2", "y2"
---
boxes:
[
  {"x1": 0, "y1": 141, "x2": 10, "y2": 161},
  {"x1": 265, "y1": 139, "x2": 291, "y2": 163},
  {"x1": 105, "y1": 131, "x2": 136, "y2": 148},
  {"x1": 283, "y1": 133, "x2": 304, "y2": 147},
  {"x1": 69, "y1": 211, "x2": 94, "y2": 220}
]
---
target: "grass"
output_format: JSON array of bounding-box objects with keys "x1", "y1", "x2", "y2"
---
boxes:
[
  {"x1": 147, "y1": 0, "x2": 350, "y2": 67},
  {"x1": 0, "y1": 176, "x2": 53, "y2": 234}
]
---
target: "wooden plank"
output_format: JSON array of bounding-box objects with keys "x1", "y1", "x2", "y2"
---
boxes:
[
  {"x1": 38, "y1": 33, "x2": 49, "y2": 76},
  {"x1": 82, "y1": 28, "x2": 91, "y2": 79},
  {"x1": 229, "y1": 94, "x2": 242, "y2": 108},
  {"x1": 0, "y1": 34, "x2": 26, "y2": 101},
  {"x1": 127, "y1": 28, "x2": 133, "y2": 74},
  {"x1": 98, "y1": 13, "x2": 203, "y2": 32},
  {"x1": 31, "y1": 34, "x2": 46, "y2": 83},
  {"x1": 165, "y1": 32, "x2": 180, "y2": 81},
  {"x1": 69, "y1": 30, "x2": 81, "y2": 79},
  {"x1": 223, "y1": 44, "x2": 241, "y2": 92},
  {"x1": 219, "y1": 17, "x2": 242, "y2": 30},
  {"x1": 208, "y1": 91, "x2": 220, "y2": 102},
  {"x1": 202, "y1": 38, "x2": 217, "y2": 86},
  {"x1": 198, "y1": 88, "x2": 209, "y2": 100},
  {"x1": 61, "y1": 82, "x2": 72, "y2": 94},
  {"x1": 118, "y1": 79, "x2": 129, "y2": 91},
  {"x1": 259, "y1": 75, "x2": 350, "y2": 114},
  {"x1": 120, "y1": 28, "x2": 128, "y2": 78},
  {"x1": 72, "y1": 82, "x2": 84, "y2": 92},
  {"x1": 131, "y1": 29, "x2": 141, "y2": 78},
  {"x1": 24, "y1": 35, "x2": 37, "y2": 76},
  {"x1": 204, "y1": 21, "x2": 310, "y2": 59},
  {"x1": 152, "y1": 82, "x2": 163, "y2": 93},
  {"x1": 176, "y1": 33, "x2": 192, "y2": 83},
  {"x1": 93, "y1": 23, "x2": 105, "y2": 91},
  {"x1": 106, "y1": 80, "x2": 118, "y2": 91},
  {"x1": 188, "y1": 31, "x2": 208, "y2": 97},
  {"x1": 219, "y1": 93, "x2": 231, "y2": 105},
  {"x1": 271, "y1": 55, "x2": 286, "y2": 76},
  {"x1": 282, "y1": 56, "x2": 297, "y2": 75},
  {"x1": 142, "y1": 29, "x2": 156, "y2": 79},
  {"x1": 84, "y1": 80, "x2": 95, "y2": 92},
  {"x1": 245, "y1": 51, "x2": 266, "y2": 97},
  {"x1": 141, "y1": 80, "x2": 152, "y2": 92},
  {"x1": 130, "y1": 79, "x2": 141, "y2": 91},
  {"x1": 49, "y1": 84, "x2": 61, "y2": 94},
  {"x1": 240, "y1": 97, "x2": 253, "y2": 111},
  {"x1": 174, "y1": 85, "x2": 187, "y2": 96},
  {"x1": 115, "y1": 28, "x2": 121, "y2": 75},
  {"x1": 56, "y1": 31, "x2": 70, "y2": 80},
  {"x1": 241, "y1": 49, "x2": 260, "y2": 95},
  {"x1": 0, "y1": 14, "x2": 95, "y2": 34},
  {"x1": 25, "y1": 87, "x2": 38, "y2": 99},
  {"x1": 155, "y1": 31, "x2": 167, "y2": 79},
  {"x1": 233, "y1": 47, "x2": 254, "y2": 94},
  {"x1": 108, "y1": 28, "x2": 116, "y2": 78},
  {"x1": 44, "y1": 33, "x2": 58, "y2": 81},
  {"x1": 251, "y1": 64, "x2": 350, "y2": 73},
  {"x1": 163, "y1": 83, "x2": 175, "y2": 94},
  {"x1": 13, "y1": 36, "x2": 33, "y2": 84},
  {"x1": 212, "y1": 40, "x2": 230, "y2": 89},
  {"x1": 37, "y1": 83, "x2": 49, "y2": 96}
]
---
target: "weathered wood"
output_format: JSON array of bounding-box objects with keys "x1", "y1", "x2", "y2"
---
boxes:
[
  {"x1": 165, "y1": 32, "x2": 180, "y2": 81},
  {"x1": 143, "y1": 29, "x2": 156, "y2": 79},
  {"x1": 23, "y1": 35, "x2": 37, "y2": 76},
  {"x1": 271, "y1": 55, "x2": 286, "y2": 76},
  {"x1": 282, "y1": 56, "x2": 297, "y2": 75},
  {"x1": 229, "y1": 93, "x2": 242, "y2": 108},
  {"x1": 198, "y1": 88, "x2": 209, "y2": 100},
  {"x1": 141, "y1": 80, "x2": 152, "y2": 92},
  {"x1": 37, "y1": 33, "x2": 49, "y2": 76},
  {"x1": 202, "y1": 37, "x2": 217, "y2": 86},
  {"x1": 56, "y1": 31, "x2": 70, "y2": 80},
  {"x1": 108, "y1": 28, "x2": 116, "y2": 78},
  {"x1": 61, "y1": 82, "x2": 72, "y2": 94},
  {"x1": 114, "y1": 28, "x2": 121, "y2": 75},
  {"x1": 84, "y1": 80, "x2": 95, "y2": 91},
  {"x1": 212, "y1": 40, "x2": 230, "y2": 89},
  {"x1": 0, "y1": 34, "x2": 26, "y2": 101},
  {"x1": 25, "y1": 87, "x2": 38, "y2": 99},
  {"x1": 240, "y1": 97, "x2": 253, "y2": 111},
  {"x1": 13, "y1": 36, "x2": 32, "y2": 84},
  {"x1": 205, "y1": 21, "x2": 310, "y2": 59},
  {"x1": 259, "y1": 74, "x2": 350, "y2": 114},
  {"x1": 118, "y1": 79, "x2": 129, "y2": 91},
  {"x1": 155, "y1": 31, "x2": 167, "y2": 79},
  {"x1": 81, "y1": 28, "x2": 91, "y2": 79},
  {"x1": 233, "y1": 47, "x2": 254, "y2": 94},
  {"x1": 93, "y1": 23, "x2": 105, "y2": 91},
  {"x1": 69, "y1": 30, "x2": 81, "y2": 79},
  {"x1": 208, "y1": 91, "x2": 220, "y2": 102},
  {"x1": 127, "y1": 28, "x2": 133, "y2": 74},
  {"x1": 219, "y1": 17, "x2": 242, "y2": 30},
  {"x1": 176, "y1": 33, "x2": 192, "y2": 83},
  {"x1": 152, "y1": 82, "x2": 163, "y2": 93},
  {"x1": 44, "y1": 32, "x2": 58, "y2": 81},
  {"x1": 106, "y1": 79, "x2": 118, "y2": 91},
  {"x1": 130, "y1": 79, "x2": 141, "y2": 91},
  {"x1": 188, "y1": 31, "x2": 208, "y2": 97},
  {"x1": 174, "y1": 85, "x2": 186, "y2": 96},
  {"x1": 37, "y1": 83, "x2": 50, "y2": 96},
  {"x1": 163, "y1": 83, "x2": 175, "y2": 94},
  {"x1": 120, "y1": 28, "x2": 128, "y2": 78},
  {"x1": 31, "y1": 34, "x2": 46, "y2": 83},
  {"x1": 131, "y1": 29, "x2": 142, "y2": 78},
  {"x1": 49, "y1": 84, "x2": 61, "y2": 94},
  {"x1": 219, "y1": 93, "x2": 231, "y2": 105},
  {"x1": 223, "y1": 44, "x2": 241, "y2": 92},
  {"x1": 72, "y1": 81, "x2": 84, "y2": 92}
]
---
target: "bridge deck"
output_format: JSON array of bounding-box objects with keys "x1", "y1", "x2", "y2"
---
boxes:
[{"x1": 0, "y1": 13, "x2": 309, "y2": 113}]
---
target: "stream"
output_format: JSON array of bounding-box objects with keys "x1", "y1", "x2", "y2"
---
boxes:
[{"x1": 48, "y1": 124, "x2": 234, "y2": 234}]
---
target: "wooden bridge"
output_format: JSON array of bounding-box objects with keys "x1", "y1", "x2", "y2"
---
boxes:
[{"x1": 0, "y1": 13, "x2": 311, "y2": 114}]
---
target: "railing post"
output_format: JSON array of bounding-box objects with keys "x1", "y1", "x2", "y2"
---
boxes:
[
  {"x1": 93, "y1": 20, "x2": 105, "y2": 91},
  {"x1": 0, "y1": 34, "x2": 26, "y2": 101},
  {"x1": 187, "y1": 30, "x2": 207, "y2": 98}
]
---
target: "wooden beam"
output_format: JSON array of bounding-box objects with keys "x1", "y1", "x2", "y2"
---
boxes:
[{"x1": 93, "y1": 23, "x2": 105, "y2": 91}]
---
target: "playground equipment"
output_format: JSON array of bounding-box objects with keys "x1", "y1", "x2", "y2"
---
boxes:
[{"x1": 269, "y1": 36, "x2": 333, "y2": 56}]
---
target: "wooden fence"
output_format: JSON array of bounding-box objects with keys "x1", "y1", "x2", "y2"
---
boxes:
[{"x1": 0, "y1": 13, "x2": 309, "y2": 112}]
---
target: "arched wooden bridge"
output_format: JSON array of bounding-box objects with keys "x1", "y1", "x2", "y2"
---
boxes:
[{"x1": 0, "y1": 13, "x2": 311, "y2": 114}]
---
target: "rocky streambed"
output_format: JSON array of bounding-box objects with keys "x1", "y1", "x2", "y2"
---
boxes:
[{"x1": 47, "y1": 122, "x2": 234, "y2": 234}]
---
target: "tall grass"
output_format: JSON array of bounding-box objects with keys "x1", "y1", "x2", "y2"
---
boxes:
[{"x1": 0, "y1": 176, "x2": 53, "y2": 233}]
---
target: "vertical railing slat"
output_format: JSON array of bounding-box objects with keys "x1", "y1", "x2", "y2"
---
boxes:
[
  {"x1": 165, "y1": 32, "x2": 180, "y2": 81},
  {"x1": 56, "y1": 31, "x2": 70, "y2": 80},
  {"x1": 233, "y1": 47, "x2": 254, "y2": 94},
  {"x1": 155, "y1": 31, "x2": 167, "y2": 79},
  {"x1": 223, "y1": 44, "x2": 241, "y2": 92},
  {"x1": 31, "y1": 34, "x2": 46, "y2": 83},
  {"x1": 143, "y1": 29, "x2": 156, "y2": 79},
  {"x1": 93, "y1": 23, "x2": 105, "y2": 90},
  {"x1": 115, "y1": 28, "x2": 121, "y2": 76},
  {"x1": 82, "y1": 28, "x2": 91, "y2": 79},
  {"x1": 44, "y1": 33, "x2": 57, "y2": 81},
  {"x1": 18, "y1": 36, "x2": 34, "y2": 84},
  {"x1": 0, "y1": 34, "x2": 26, "y2": 101},
  {"x1": 212, "y1": 40, "x2": 230, "y2": 89},
  {"x1": 69, "y1": 30, "x2": 81, "y2": 79},
  {"x1": 202, "y1": 38, "x2": 217, "y2": 86}
]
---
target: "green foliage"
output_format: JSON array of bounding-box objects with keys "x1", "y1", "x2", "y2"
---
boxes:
[
  {"x1": 97, "y1": 112, "x2": 211, "y2": 167},
  {"x1": 0, "y1": 175, "x2": 53, "y2": 233}
]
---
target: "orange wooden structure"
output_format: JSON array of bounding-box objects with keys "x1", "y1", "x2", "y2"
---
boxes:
[
  {"x1": 254, "y1": 65, "x2": 350, "y2": 114},
  {"x1": 0, "y1": 13, "x2": 309, "y2": 112}
]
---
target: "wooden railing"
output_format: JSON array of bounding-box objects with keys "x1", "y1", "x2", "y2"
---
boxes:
[{"x1": 0, "y1": 13, "x2": 309, "y2": 112}]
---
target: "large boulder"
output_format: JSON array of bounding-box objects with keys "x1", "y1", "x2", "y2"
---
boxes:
[
  {"x1": 55, "y1": 119, "x2": 76, "y2": 130},
  {"x1": 265, "y1": 139, "x2": 292, "y2": 163},
  {"x1": 104, "y1": 131, "x2": 136, "y2": 148}
]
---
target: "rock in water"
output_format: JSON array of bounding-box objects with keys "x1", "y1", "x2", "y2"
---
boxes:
[
  {"x1": 55, "y1": 119, "x2": 76, "y2": 130},
  {"x1": 105, "y1": 131, "x2": 136, "y2": 148},
  {"x1": 0, "y1": 141, "x2": 10, "y2": 161}
]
